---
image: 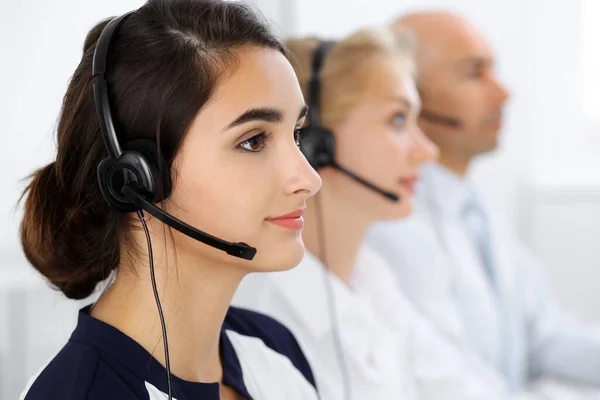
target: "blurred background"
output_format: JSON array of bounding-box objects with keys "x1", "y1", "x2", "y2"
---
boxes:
[{"x1": 1, "y1": 0, "x2": 599, "y2": 398}]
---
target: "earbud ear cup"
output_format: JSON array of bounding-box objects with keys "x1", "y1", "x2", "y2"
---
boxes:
[
  {"x1": 97, "y1": 151, "x2": 156, "y2": 212},
  {"x1": 299, "y1": 126, "x2": 336, "y2": 169},
  {"x1": 124, "y1": 139, "x2": 172, "y2": 201}
]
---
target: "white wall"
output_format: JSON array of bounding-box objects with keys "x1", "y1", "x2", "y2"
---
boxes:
[{"x1": 521, "y1": 185, "x2": 600, "y2": 321}]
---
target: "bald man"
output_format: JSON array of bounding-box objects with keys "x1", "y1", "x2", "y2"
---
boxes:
[{"x1": 367, "y1": 11, "x2": 600, "y2": 399}]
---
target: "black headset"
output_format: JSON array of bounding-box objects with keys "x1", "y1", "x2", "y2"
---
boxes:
[
  {"x1": 298, "y1": 41, "x2": 400, "y2": 202},
  {"x1": 297, "y1": 41, "x2": 336, "y2": 169},
  {"x1": 92, "y1": 12, "x2": 256, "y2": 261},
  {"x1": 93, "y1": 12, "x2": 171, "y2": 213}
]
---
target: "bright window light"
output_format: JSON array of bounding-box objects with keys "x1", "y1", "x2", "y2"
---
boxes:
[{"x1": 581, "y1": 0, "x2": 600, "y2": 122}]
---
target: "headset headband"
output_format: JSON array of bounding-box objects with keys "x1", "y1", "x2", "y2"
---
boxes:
[
  {"x1": 92, "y1": 11, "x2": 136, "y2": 160},
  {"x1": 307, "y1": 40, "x2": 335, "y2": 128}
]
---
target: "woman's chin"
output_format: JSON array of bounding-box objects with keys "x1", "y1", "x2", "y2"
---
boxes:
[
  {"x1": 250, "y1": 238, "x2": 306, "y2": 273},
  {"x1": 373, "y1": 198, "x2": 413, "y2": 221}
]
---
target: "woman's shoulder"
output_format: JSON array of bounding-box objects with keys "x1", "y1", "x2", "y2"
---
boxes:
[
  {"x1": 20, "y1": 340, "x2": 101, "y2": 400},
  {"x1": 223, "y1": 306, "x2": 317, "y2": 388},
  {"x1": 20, "y1": 338, "x2": 150, "y2": 400}
]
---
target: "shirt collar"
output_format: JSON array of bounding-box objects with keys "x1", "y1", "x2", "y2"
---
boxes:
[
  {"x1": 265, "y1": 247, "x2": 409, "y2": 383},
  {"x1": 265, "y1": 247, "x2": 375, "y2": 338},
  {"x1": 71, "y1": 305, "x2": 251, "y2": 399},
  {"x1": 416, "y1": 162, "x2": 477, "y2": 217}
]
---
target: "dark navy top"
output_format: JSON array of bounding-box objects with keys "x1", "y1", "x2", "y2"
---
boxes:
[{"x1": 21, "y1": 305, "x2": 318, "y2": 400}]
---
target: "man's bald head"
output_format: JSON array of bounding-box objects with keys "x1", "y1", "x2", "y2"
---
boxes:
[
  {"x1": 390, "y1": 11, "x2": 509, "y2": 175},
  {"x1": 393, "y1": 12, "x2": 487, "y2": 86}
]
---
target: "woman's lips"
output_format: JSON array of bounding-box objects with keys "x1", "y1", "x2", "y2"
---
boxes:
[
  {"x1": 398, "y1": 176, "x2": 419, "y2": 194},
  {"x1": 266, "y1": 209, "x2": 305, "y2": 230}
]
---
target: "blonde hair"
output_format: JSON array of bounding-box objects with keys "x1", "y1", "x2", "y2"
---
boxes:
[{"x1": 285, "y1": 26, "x2": 415, "y2": 129}]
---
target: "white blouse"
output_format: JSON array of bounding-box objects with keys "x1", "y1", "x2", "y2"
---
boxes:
[{"x1": 233, "y1": 245, "x2": 511, "y2": 400}]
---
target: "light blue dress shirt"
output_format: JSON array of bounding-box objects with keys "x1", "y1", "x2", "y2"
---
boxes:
[{"x1": 367, "y1": 163, "x2": 600, "y2": 398}]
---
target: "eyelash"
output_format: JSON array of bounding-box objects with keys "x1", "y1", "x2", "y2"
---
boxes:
[
  {"x1": 236, "y1": 128, "x2": 302, "y2": 153},
  {"x1": 294, "y1": 127, "x2": 302, "y2": 147}
]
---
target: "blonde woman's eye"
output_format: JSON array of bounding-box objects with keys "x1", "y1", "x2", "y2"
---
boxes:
[{"x1": 392, "y1": 113, "x2": 407, "y2": 127}]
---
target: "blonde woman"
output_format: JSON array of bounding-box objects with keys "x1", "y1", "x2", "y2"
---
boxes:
[{"x1": 233, "y1": 26, "x2": 526, "y2": 400}]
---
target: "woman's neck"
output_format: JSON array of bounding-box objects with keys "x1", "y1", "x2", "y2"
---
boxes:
[
  {"x1": 303, "y1": 182, "x2": 372, "y2": 284},
  {"x1": 91, "y1": 229, "x2": 246, "y2": 384}
]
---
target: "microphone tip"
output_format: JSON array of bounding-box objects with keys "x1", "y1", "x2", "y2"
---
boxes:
[
  {"x1": 229, "y1": 243, "x2": 257, "y2": 261},
  {"x1": 386, "y1": 193, "x2": 400, "y2": 202}
]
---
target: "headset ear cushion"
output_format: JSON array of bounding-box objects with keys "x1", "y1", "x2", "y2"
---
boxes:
[
  {"x1": 124, "y1": 139, "x2": 172, "y2": 201},
  {"x1": 97, "y1": 152, "x2": 153, "y2": 212},
  {"x1": 98, "y1": 156, "x2": 130, "y2": 211},
  {"x1": 299, "y1": 126, "x2": 336, "y2": 169}
]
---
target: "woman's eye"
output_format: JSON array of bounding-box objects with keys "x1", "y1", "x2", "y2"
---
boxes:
[
  {"x1": 392, "y1": 113, "x2": 407, "y2": 127},
  {"x1": 238, "y1": 132, "x2": 269, "y2": 152}
]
